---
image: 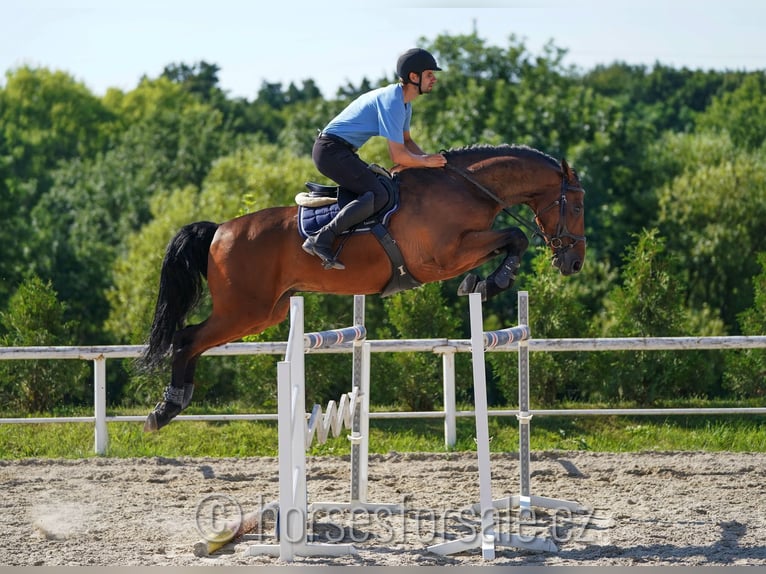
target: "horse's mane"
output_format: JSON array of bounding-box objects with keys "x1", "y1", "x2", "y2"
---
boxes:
[{"x1": 443, "y1": 144, "x2": 560, "y2": 169}]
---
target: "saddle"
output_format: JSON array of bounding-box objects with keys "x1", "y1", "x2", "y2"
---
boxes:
[{"x1": 297, "y1": 167, "x2": 422, "y2": 297}]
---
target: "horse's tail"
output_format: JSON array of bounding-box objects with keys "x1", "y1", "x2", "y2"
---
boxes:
[{"x1": 139, "y1": 221, "x2": 219, "y2": 370}]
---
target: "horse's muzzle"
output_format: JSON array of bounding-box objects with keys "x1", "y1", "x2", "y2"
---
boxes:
[{"x1": 552, "y1": 250, "x2": 583, "y2": 275}]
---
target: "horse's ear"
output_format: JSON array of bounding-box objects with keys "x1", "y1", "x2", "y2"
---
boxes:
[{"x1": 561, "y1": 158, "x2": 574, "y2": 181}]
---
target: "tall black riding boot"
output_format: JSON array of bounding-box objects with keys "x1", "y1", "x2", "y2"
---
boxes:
[{"x1": 302, "y1": 192, "x2": 375, "y2": 270}]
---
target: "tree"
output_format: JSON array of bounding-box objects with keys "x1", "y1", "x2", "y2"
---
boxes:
[
  {"x1": 654, "y1": 132, "x2": 766, "y2": 329},
  {"x1": 697, "y1": 73, "x2": 766, "y2": 151},
  {"x1": 277, "y1": 98, "x2": 345, "y2": 156},
  {"x1": 25, "y1": 76, "x2": 236, "y2": 343},
  {"x1": 566, "y1": 99, "x2": 660, "y2": 266},
  {"x1": 162, "y1": 61, "x2": 222, "y2": 103},
  {"x1": 0, "y1": 67, "x2": 114, "y2": 182},
  {"x1": 0, "y1": 67, "x2": 115, "y2": 305},
  {"x1": 592, "y1": 230, "x2": 725, "y2": 404},
  {"x1": 0, "y1": 276, "x2": 88, "y2": 412}
]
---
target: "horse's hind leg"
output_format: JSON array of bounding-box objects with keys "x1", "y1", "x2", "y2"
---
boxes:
[
  {"x1": 143, "y1": 323, "x2": 204, "y2": 432},
  {"x1": 144, "y1": 294, "x2": 293, "y2": 432}
]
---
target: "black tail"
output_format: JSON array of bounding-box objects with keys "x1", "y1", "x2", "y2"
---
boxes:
[{"x1": 139, "y1": 221, "x2": 219, "y2": 370}]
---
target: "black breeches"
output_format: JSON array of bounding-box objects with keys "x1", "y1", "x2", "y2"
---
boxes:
[{"x1": 312, "y1": 136, "x2": 389, "y2": 213}]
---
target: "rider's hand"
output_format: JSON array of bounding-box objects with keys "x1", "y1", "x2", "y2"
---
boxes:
[{"x1": 424, "y1": 153, "x2": 447, "y2": 168}]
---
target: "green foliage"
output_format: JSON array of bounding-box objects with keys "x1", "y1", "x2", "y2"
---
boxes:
[
  {"x1": 489, "y1": 253, "x2": 593, "y2": 406},
  {"x1": 0, "y1": 67, "x2": 116, "y2": 303},
  {"x1": 372, "y1": 283, "x2": 469, "y2": 411},
  {"x1": 697, "y1": 73, "x2": 766, "y2": 151},
  {"x1": 724, "y1": 252, "x2": 766, "y2": 398},
  {"x1": 592, "y1": 230, "x2": 725, "y2": 404},
  {"x1": 6, "y1": 74, "x2": 238, "y2": 345},
  {"x1": 0, "y1": 276, "x2": 88, "y2": 411},
  {"x1": 0, "y1": 66, "x2": 115, "y2": 181},
  {"x1": 654, "y1": 132, "x2": 766, "y2": 328}
]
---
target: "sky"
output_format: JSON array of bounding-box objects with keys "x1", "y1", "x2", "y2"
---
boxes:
[{"x1": 2, "y1": 0, "x2": 764, "y2": 100}]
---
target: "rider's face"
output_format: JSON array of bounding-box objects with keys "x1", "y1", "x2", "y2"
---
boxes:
[{"x1": 418, "y1": 70, "x2": 438, "y2": 92}]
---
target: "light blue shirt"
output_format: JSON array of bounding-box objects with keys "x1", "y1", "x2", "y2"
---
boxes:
[{"x1": 323, "y1": 84, "x2": 412, "y2": 150}]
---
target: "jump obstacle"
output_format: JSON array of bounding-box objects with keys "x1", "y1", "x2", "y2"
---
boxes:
[
  {"x1": 428, "y1": 291, "x2": 585, "y2": 560},
  {"x1": 245, "y1": 295, "x2": 401, "y2": 561},
  {"x1": 243, "y1": 291, "x2": 585, "y2": 561}
]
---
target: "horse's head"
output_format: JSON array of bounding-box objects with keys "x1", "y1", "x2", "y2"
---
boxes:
[
  {"x1": 441, "y1": 144, "x2": 586, "y2": 276},
  {"x1": 533, "y1": 159, "x2": 586, "y2": 275}
]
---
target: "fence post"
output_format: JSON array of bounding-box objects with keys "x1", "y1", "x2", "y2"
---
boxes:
[
  {"x1": 442, "y1": 348, "x2": 457, "y2": 448},
  {"x1": 93, "y1": 357, "x2": 107, "y2": 455}
]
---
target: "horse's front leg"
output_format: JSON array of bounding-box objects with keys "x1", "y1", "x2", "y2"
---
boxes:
[{"x1": 457, "y1": 227, "x2": 529, "y2": 301}]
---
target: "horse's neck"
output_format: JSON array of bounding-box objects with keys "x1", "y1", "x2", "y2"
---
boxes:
[{"x1": 459, "y1": 156, "x2": 542, "y2": 207}]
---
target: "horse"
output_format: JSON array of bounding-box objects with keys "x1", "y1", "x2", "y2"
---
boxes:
[{"x1": 140, "y1": 144, "x2": 587, "y2": 431}]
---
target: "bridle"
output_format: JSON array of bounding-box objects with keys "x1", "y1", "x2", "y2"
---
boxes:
[
  {"x1": 444, "y1": 162, "x2": 586, "y2": 258},
  {"x1": 533, "y1": 175, "x2": 587, "y2": 255}
]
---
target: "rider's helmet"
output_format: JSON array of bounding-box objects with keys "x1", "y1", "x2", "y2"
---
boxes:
[{"x1": 396, "y1": 48, "x2": 442, "y2": 83}]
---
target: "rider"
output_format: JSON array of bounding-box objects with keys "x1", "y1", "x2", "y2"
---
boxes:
[{"x1": 302, "y1": 47, "x2": 448, "y2": 269}]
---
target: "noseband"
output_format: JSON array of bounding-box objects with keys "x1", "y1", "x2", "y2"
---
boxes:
[{"x1": 445, "y1": 163, "x2": 586, "y2": 258}]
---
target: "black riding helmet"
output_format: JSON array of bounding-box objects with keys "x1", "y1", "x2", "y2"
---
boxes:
[{"x1": 396, "y1": 48, "x2": 442, "y2": 87}]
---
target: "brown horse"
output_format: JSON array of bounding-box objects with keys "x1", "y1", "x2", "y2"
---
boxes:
[{"x1": 141, "y1": 144, "x2": 586, "y2": 431}]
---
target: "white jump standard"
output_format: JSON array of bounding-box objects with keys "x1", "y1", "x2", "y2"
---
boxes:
[
  {"x1": 245, "y1": 295, "x2": 400, "y2": 561},
  {"x1": 428, "y1": 291, "x2": 585, "y2": 560}
]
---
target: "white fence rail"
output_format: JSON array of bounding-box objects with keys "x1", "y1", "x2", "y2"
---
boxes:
[{"x1": 2, "y1": 334, "x2": 766, "y2": 455}]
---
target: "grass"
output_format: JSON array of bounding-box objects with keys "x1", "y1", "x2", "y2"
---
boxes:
[{"x1": 1, "y1": 400, "x2": 764, "y2": 459}]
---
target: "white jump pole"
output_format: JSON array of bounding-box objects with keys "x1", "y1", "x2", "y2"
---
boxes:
[
  {"x1": 424, "y1": 291, "x2": 499, "y2": 558},
  {"x1": 351, "y1": 294, "x2": 367, "y2": 503},
  {"x1": 471, "y1": 290, "x2": 499, "y2": 559}
]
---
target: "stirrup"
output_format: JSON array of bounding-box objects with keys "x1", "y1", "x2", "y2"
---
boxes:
[
  {"x1": 322, "y1": 258, "x2": 345, "y2": 270},
  {"x1": 302, "y1": 236, "x2": 345, "y2": 270}
]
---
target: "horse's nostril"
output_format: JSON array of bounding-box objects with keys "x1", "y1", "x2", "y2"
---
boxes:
[{"x1": 572, "y1": 260, "x2": 582, "y2": 272}]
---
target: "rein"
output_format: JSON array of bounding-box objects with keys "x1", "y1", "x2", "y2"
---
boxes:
[{"x1": 444, "y1": 162, "x2": 586, "y2": 253}]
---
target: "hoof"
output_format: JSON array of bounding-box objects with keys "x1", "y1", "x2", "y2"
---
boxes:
[
  {"x1": 143, "y1": 400, "x2": 183, "y2": 433},
  {"x1": 457, "y1": 273, "x2": 479, "y2": 296},
  {"x1": 143, "y1": 411, "x2": 159, "y2": 433},
  {"x1": 474, "y1": 280, "x2": 488, "y2": 302}
]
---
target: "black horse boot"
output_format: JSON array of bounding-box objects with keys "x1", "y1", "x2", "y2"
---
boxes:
[{"x1": 302, "y1": 192, "x2": 375, "y2": 270}]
